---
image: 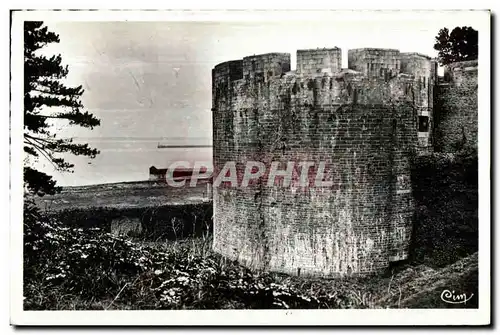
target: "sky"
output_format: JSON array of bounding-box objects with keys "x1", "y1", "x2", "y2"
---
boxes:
[
  {"x1": 42, "y1": 13, "x2": 483, "y2": 141},
  {"x1": 26, "y1": 11, "x2": 486, "y2": 185}
]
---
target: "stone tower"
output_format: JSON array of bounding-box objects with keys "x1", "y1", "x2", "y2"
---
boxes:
[
  {"x1": 212, "y1": 48, "x2": 420, "y2": 277},
  {"x1": 400, "y1": 52, "x2": 437, "y2": 150}
]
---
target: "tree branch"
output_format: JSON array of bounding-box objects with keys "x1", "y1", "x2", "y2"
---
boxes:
[
  {"x1": 30, "y1": 88, "x2": 81, "y2": 97},
  {"x1": 24, "y1": 138, "x2": 59, "y2": 170},
  {"x1": 25, "y1": 133, "x2": 55, "y2": 144}
]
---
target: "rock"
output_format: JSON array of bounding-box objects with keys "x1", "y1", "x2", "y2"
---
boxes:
[{"x1": 111, "y1": 217, "x2": 142, "y2": 237}]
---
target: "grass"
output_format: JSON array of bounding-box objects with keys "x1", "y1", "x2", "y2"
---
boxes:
[
  {"x1": 29, "y1": 180, "x2": 210, "y2": 211},
  {"x1": 23, "y1": 199, "x2": 478, "y2": 310}
]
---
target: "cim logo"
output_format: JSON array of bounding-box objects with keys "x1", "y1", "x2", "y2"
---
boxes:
[{"x1": 440, "y1": 289, "x2": 474, "y2": 305}]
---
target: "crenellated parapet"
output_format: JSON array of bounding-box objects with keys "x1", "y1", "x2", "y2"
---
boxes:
[
  {"x1": 296, "y1": 48, "x2": 342, "y2": 75},
  {"x1": 242, "y1": 53, "x2": 291, "y2": 82},
  {"x1": 211, "y1": 60, "x2": 243, "y2": 109},
  {"x1": 348, "y1": 48, "x2": 401, "y2": 79},
  {"x1": 212, "y1": 49, "x2": 423, "y2": 111},
  {"x1": 212, "y1": 48, "x2": 437, "y2": 151},
  {"x1": 400, "y1": 52, "x2": 432, "y2": 87}
]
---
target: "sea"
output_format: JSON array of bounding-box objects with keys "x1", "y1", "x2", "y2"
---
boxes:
[{"x1": 42, "y1": 137, "x2": 213, "y2": 187}]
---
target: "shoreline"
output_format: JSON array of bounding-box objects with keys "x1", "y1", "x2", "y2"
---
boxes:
[{"x1": 29, "y1": 179, "x2": 211, "y2": 211}]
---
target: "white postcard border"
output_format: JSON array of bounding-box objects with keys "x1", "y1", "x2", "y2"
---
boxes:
[{"x1": 9, "y1": 9, "x2": 491, "y2": 326}]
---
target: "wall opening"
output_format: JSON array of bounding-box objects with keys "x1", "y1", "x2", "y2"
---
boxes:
[{"x1": 418, "y1": 116, "x2": 429, "y2": 132}]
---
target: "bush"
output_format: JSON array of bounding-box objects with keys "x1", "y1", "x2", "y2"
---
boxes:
[
  {"x1": 24, "y1": 200, "x2": 148, "y2": 307},
  {"x1": 48, "y1": 203, "x2": 213, "y2": 241},
  {"x1": 24, "y1": 200, "x2": 362, "y2": 310},
  {"x1": 24, "y1": 198, "x2": 478, "y2": 310}
]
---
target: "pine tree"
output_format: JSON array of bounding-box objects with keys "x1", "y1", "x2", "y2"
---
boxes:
[
  {"x1": 433, "y1": 26, "x2": 478, "y2": 66},
  {"x1": 24, "y1": 21, "x2": 100, "y2": 196}
]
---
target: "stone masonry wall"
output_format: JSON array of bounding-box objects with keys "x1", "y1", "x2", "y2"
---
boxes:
[
  {"x1": 242, "y1": 53, "x2": 291, "y2": 82},
  {"x1": 434, "y1": 60, "x2": 478, "y2": 152},
  {"x1": 212, "y1": 50, "x2": 418, "y2": 277},
  {"x1": 296, "y1": 48, "x2": 342, "y2": 75},
  {"x1": 348, "y1": 48, "x2": 401, "y2": 79}
]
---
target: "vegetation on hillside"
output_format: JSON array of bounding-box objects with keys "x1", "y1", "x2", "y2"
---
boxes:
[
  {"x1": 23, "y1": 198, "x2": 478, "y2": 310},
  {"x1": 23, "y1": 149, "x2": 478, "y2": 310},
  {"x1": 410, "y1": 149, "x2": 478, "y2": 267}
]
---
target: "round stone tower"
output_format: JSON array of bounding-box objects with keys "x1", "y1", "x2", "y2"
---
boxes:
[{"x1": 212, "y1": 49, "x2": 418, "y2": 277}]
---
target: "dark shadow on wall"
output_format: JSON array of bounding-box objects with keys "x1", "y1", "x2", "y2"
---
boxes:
[{"x1": 408, "y1": 149, "x2": 478, "y2": 268}]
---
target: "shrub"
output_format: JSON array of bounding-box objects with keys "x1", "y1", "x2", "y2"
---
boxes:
[
  {"x1": 24, "y1": 200, "x2": 387, "y2": 310},
  {"x1": 48, "y1": 203, "x2": 213, "y2": 241},
  {"x1": 23, "y1": 201, "x2": 335, "y2": 309}
]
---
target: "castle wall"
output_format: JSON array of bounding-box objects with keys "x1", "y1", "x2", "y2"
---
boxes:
[
  {"x1": 212, "y1": 50, "x2": 417, "y2": 277},
  {"x1": 212, "y1": 60, "x2": 243, "y2": 110},
  {"x1": 242, "y1": 53, "x2": 291, "y2": 82},
  {"x1": 434, "y1": 60, "x2": 478, "y2": 152},
  {"x1": 296, "y1": 48, "x2": 342, "y2": 75},
  {"x1": 348, "y1": 48, "x2": 400, "y2": 79}
]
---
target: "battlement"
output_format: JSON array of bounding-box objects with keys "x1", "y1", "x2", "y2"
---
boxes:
[
  {"x1": 212, "y1": 47, "x2": 435, "y2": 111},
  {"x1": 400, "y1": 53, "x2": 433, "y2": 75},
  {"x1": 296, "y1": 47, "x2": 342, "y2": 75},
  {"x1": 212, "y1": 46, "x2": 439, "y2": 150},
  {"x1": 348, "y1": 48, "x2": 401, "y2": 79},
  {"x1": 213, "y1": 48, "x2": 437, "y2": 86},
  {"x1": 400, "y1": 52, "x2": 431, "y2": 60},
  {"x1": 242, "y1": 53, "x2": 291, "y2": 82},
  {"x1": 213, "y1": 60, "x2": 243, "y2": 81},
  {"x1": 211, "y1": 60, "x2": 244, "y2": 108},
  {"x1": 349, "y1": 48, "x2": 400, "y2": 53}
]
